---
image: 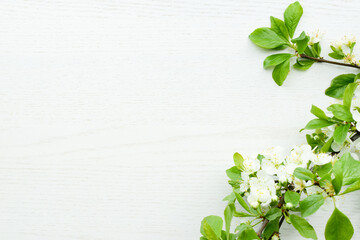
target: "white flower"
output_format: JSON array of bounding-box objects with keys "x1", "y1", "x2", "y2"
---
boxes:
[
  {"x1": 243, "y1": 156, "x2": 260, "y2": 173},
  {"x1": 261, "y1": 146, "x2": 285, "y2": 175},
  {"x1": 262, "y1": 146, "x2": 285, "y2": 165},
  {"x1": 247, "y1": 170, "x2": 277, "y2": 208},
  {"x1": 239, "y1": 172, "x2": 250, "y2": 193},
  {"x1": 323, "y1": 125, "x2": 335, "y2": 138},
  {"x1": 287, "y1": 144, "x2": 315, "y2": 167},
  {"x1": 277, "y1": 164, "x2": 296, "y2": 183},
  {"x1": 313, "y1": 153, "x2": 333, "y2": 165},
  {"x1": 294, "y1": 179, "x2": 312, "y2": 192},
  {"x1": 331, "y1": 40, "x2": 343, "y2": 50},
  {"x1": 308, "y1": 29, "x2": 324, "y2": 45},
  {"x1": 344, "y1": 53, "x2": 356, "y2": 64},
  {"x1": 342, "y1": 35, "x2": 356, "y2": 47}
]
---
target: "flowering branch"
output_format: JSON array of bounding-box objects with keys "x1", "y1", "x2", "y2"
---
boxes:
[{"x1": 200, "y1": 2, "x2": 360, "y2": 240}]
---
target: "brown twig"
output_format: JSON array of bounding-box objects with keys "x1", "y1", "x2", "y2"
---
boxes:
[{"x1": 299, "y1": 54, "x2": 360, "y2": 70}]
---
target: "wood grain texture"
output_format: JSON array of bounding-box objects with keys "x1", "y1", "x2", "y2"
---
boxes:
[{"x1": 0, "y1": 0, "x2": 359, "y2": 239}]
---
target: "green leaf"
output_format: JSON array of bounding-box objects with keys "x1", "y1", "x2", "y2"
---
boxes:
[
  {"x1": 291, "y1": 31, "x2": 310, "y2": 54},
  {"x1": 328, "y1": 51, "x2": 345, "y2": 60},
  {"x1": 233, "y1": 152, "x2": 244, "y2": 171},
  {"x1": 333, "y1": 152, "x2": 360, "y2": 185},
  {"x1": 320, "y1": 137, "x2": 333, "y2": 153},
  {"x1": 200, "y1": 216, "x2": 223, "y2": 240},
  {"x1": 293, "y1": 58, "x2": 314, "y2": 70},
  {"x1": 315, "y1": 162, "x2": 332, "y2": 177},
  {"x1": 272, "y1": 58, "x2": 290, "y2": 86},
  {"x1": 327, "y1": 104, "x2": 353, "y2": 122},
  {"x1": 265, "y1": 208, "x2": 282, "y2": 221},
  {"x1": 290, "y1": 214, "x2": 317, "y2": 239},
  {"x1": 325, "y1": 74, "x2": 356, "y2": 99},
  {"x1": 310, "y1": 105, "x2": 328, "y2": 120},
  {"x1": 223, "y1": 192, "x2": 236, "y2": 204},
  {"x1": 224, "y1": 204, "x2": 234, "y2": 240},
  {"x1": 237, "y1": 228, "x2": 260, "y2": 240},
  {"x1": 340, "y1": 179, "x2": 360, "y2": 195},
  {"x1": 226, "y1": 167, "x2": 242, "y2": 181},
  {"x1": 300, "y1": 194, "x2": 325, "y2": 217},
  {"x1": 285, "y1": 191, "x2": 300, "y2": 207},
  {"x1": 249, "y1": 27, "x2": 288, "y2": 49},
  {"x1": 294, "y1": 167, "x2": 315, "y2": 180},
  {"x1": 302, "y1": 119, "x2": 334, "y2": 131},
  {"x1": 284, "y1": 1, "x2": 303, "y2": 38},
  {"x1": 262, "y1": 218, "x2": 280, "y2": 240},
  {"x1": 325, "y1": 208, "x2": 354, "y2": 240},
  {"x1": 234, "y1": 191, "x2": 251, "y2": 213},
  {"x1": 333, "y1": 124, "x2": 350, "y2": 145},
  {"x1": 343, "y1": 83, "x2": 358, "y2": 109},
  {"x1": 235, "y1": 223, "x2": 252, "y2": 234},
  {"x1": 332, "y1": 172, "x2": 343, "y2": 195},
  {"x1": 270, "y1": 16, "x2": 289, "y2": 42},
  {"x1": 312, "y1": 42, "x2": 321, "y2": 57},
  {"x1": 263, "y1": 53, "x2": 292, "y2": 69}
]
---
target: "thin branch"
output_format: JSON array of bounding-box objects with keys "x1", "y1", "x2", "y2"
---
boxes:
[{"x1": 300, "y1": 54, "x2": 360, "y2": 70}]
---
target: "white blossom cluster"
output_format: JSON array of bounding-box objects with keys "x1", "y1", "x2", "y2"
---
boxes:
[
  {"x1": 239, "y1": 145, "x2": 333, "y2": 209},
  {"x1": 331, "y1": 35, "x2": 357, "y2": 65}
]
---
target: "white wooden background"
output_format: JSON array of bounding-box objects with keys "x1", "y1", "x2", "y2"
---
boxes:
[{"x1": 0, "y1": 0, "x2": 359, "y2": 239}]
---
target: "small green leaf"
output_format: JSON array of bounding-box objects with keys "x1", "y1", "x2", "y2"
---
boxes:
[
  {"x1": 234, "y1": 191, "x2": 251, "y2": 213},
  {"x1": 315, "y1": 162, "x2": 332, "y2": 177},
  {"x1": 237, "y1": 228, "x2": 260, "y2": 240},
  {"x1": 320, "y1": 137, "x2": 333, "y2": 153},
  {"x1": 265, "y1": 208, "x2": 282, "y2": 221},
  {"x1": 333, "y1": 124, "x2": 350, "y2": 145},
  {"x1": 284, "y1": 1, "x2": 303, "y2": 38},
  {"x1": 300, "y1": 194, "x2": 325, "y2": 217},
  {"x1": 325, "y1": 74, "x2": 356, "y2": 99},
  {"x1": 294, "y1": 167, "x2": 315, "y2": 180},
  {"x1": 328, "y1": 51, "x2": 345, "y2": 60},
  {"x1": 263, "y1": 53, "x2": 292, "y2": 69},
  {"x1": 302, "y1": 119, "x2": 334, "y2": 131},
  {"x1": 340, "y1": 179, "x2": 360, "y2": 195},
  {"x1": 332, "y1": 172, "x2": 343, "y2": 195},
  {"x1": 290, "y1": 214, "x2": 317, "y2": 239},
  {"x1": 263, "y1": 218, "x2": 280, "y2": 240},
  {"x1": 226, "y1": 167, "x2": 242, "y2": 181},
  {"x1": 233, "y1": 152, "x2": 244, "y2": 171},
  {"x1": 333, "y1": 152, "x2": 360, "y2": 185},
  {"x1": 310, "y1": 105, "x2": 328, "y2": 120},
  {"x1": 312, "y1": 42, "x2": 321, "y2": 57},
  {"x1": 249, "y1": 27, "x2": 288, "y2": 49},
  {"x1": 285, "y1": 191, "x2": 300, "y2": 207},
  {"x1": 325, "y1": 208, "x2": 354, "y2": 240},
  {"x1": 293, "y1": 58, "x2": 314, "y2": 70},
  {"x1": 270, "y1": 16, "x2": 289, "y2": 42},
  {"x1": 327, "y1": 104, "x2": 353, "y2": 122},
  {"x1": 272, "y1": 58, "x2": 290, "y2": 86},
  {"x1": 343, "y1": 83, "x2": 358, "y2": 109},
  {"x1": 291, "y1": 31, "x2": 310, "y2": 54},
  {"x1": 200, "y1": 216, "x2": 223, "y2": 240},
  {"x1": 223, "y1": 192, "x2": 236, "y2": 204},
  {"x1": 224, "y1": 204, "x2": 234, "y2": 240}
]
